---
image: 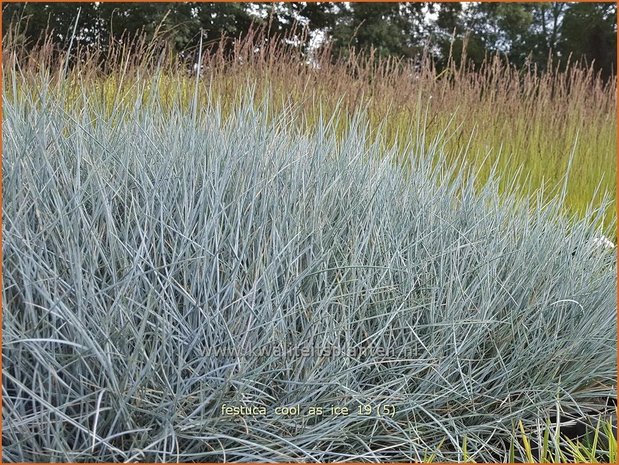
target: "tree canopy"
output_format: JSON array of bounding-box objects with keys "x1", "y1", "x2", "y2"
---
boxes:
[{"x1": 3, "y1": 2, "x2": 616, "y2": 77}]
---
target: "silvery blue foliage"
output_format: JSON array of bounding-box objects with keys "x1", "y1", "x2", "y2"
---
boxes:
[{"x1": 2, "y1": 79, "x2": 616, "y2": 462}]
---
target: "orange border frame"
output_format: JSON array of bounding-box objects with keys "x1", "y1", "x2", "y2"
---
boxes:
[{"x1": 0, "y1": 1, "x2": 616, "y2": 464}]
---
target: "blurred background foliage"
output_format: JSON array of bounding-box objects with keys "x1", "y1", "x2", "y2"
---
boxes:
[{"x1": 2, "y1": 2, "x2": 616, "y2": 79}]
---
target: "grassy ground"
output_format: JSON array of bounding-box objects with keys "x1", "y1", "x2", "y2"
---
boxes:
[
  {"x1": 2, "y1": 31, "x2": 617, "y2": 462},
  {"x1": 4, "y1": 30, "x2": 616, "y2": 231}
]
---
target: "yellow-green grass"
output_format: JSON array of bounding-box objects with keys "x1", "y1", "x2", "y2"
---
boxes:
[
  {"x1": 3, "y1": 32, "x2": 616, "y2": 232},
  {"x1": 416, "y1": 416, "x2": 617, "y2": 462},
  {"x1": 512, "y1": 417, "x2": 617, "y2": 464},
  {"x1": 3, "y1": 31, "x2": 616, "y2": 462}
]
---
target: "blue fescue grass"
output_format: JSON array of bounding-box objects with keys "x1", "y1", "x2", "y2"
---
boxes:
[{"x1": 2, "y1": 73, "x2": 616, "y2": 462}]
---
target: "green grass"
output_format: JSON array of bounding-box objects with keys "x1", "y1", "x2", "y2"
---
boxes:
[
  {"x1": 2, "y1": 31, "x2": 617, "y2": 462},
  {"x1": 3, "y1": 64, "x2": 616, "y2": 461},
  {"x1": 3, "y1": 31, "x2": 616, "y2": 231}
]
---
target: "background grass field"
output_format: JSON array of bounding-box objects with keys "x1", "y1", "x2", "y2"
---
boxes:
[
  {"x1": 2, "y1": 31, "x2": 617, "y2": 463},
  {"x1": 4, "y1": 30, "x2": 615, "y2": 231}
]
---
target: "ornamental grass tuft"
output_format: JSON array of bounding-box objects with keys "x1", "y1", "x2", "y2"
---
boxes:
[{"x1": 2, "y1": 69, "x2": 616, "y2": 462}]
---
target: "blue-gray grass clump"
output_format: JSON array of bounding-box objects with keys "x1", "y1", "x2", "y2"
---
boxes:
[{"x1": 2, "y1": 81, "x2": 616, "y2": 462}]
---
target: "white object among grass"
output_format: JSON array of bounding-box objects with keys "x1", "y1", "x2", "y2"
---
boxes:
[{"x1": 592, "y1": 234, "x2": 616, "y2": 250}]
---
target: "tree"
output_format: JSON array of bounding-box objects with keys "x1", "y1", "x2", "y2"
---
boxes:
[
  {"x1": 559, "y1": 2, "x2": 616, "y2": 78},
  {"x1": 3, "y1": 2, "x2": 99, "y2": 46},
  {"x1": 3, "y1": 2, "x2": 260, "y2": 52},
  {"x1": 330, "y1": 2, "x2": 431, "y2": 60},
  {"x1": 521, "y1": 2, "x2": 568, "y2": 69},
  {"x1": 2, "y1": 2, "x2": 616, "y2": 78}
]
